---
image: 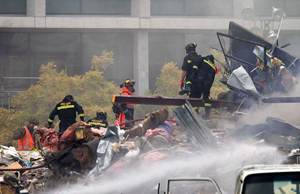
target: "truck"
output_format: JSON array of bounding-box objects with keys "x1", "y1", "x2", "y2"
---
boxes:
[{"x1": 162, "y1": 164, "x2": 300, "y2": 194}]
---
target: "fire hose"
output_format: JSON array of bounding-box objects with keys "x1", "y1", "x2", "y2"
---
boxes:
[{"x1": 116, "y1": 118, "x2": 176, "y2": 126}]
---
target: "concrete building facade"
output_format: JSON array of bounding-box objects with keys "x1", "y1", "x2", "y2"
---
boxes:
[{"x1": 1, "y1": 0, "x2": 300, "y2": 108}]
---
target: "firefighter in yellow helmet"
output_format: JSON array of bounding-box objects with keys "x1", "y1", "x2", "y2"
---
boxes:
[{"x1": 113, "y1": 79, "x2": 135, "y2": 129}]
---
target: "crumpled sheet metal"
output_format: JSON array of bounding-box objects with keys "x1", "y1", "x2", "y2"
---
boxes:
[{"x1": 173, "y1": 101, "x2": 218, "y2": 151}]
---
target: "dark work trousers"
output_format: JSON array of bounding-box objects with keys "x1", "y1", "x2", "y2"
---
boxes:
[
  {"x1": 190, "y1": 74, "x2": 215, "y2": 115},
  {"x1": 198, "y1": 74, "x2": 215, "y2": 117},
  {"x1": 59, "y1": 120, "x2": 76, "y2": 137},
  {"x1": 124, "y1": 108, "x2": 134, "y2": 128}
]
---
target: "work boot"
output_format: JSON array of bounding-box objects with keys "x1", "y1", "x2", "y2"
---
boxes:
[
  {"x1": 179, "y1": 90, "x2": 187, "y2": 95},
  {"x1": 193, "y1": 107, "x2": 199, "y2": 114},
  {"x1": 202, "y1": 107, "x2": 211, "y2": 120}
]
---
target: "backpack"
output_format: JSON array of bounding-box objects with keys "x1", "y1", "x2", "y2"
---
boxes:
[
  {"x1": 112, "y1": 91, "x2": 127, "y2": 114},
  {"x1": 112, "y1": 102, "x2": 121, "y2": 114}
]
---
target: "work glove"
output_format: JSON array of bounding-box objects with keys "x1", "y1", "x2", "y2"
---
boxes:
[
  {"x1": 179, "y1": 80, "x2": 184, "y2": 90},
  {"x1": 215, "y1": 67, "x2": 220, "y2": 75},
  {"x1": 45, "y1": 123, "x2": 54, "y2": 129}
]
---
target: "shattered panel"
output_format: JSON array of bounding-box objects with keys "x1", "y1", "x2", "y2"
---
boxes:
[{"x1": 228, "y1": 21, "x2": 300, "y2": 75}]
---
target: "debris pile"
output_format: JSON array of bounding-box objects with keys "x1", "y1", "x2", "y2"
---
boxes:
[{"x1": 0, "y1": 146, "x2": 53, "y2": 194}]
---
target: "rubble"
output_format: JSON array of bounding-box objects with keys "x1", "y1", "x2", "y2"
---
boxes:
[{"x1": 2, "y1": 103, "x2": 300, "y2": 193}]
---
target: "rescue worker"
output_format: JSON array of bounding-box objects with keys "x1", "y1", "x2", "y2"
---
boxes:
[
  {"x1": 179, "y1": 43, "x2": 202, "y2": 112},
  {"x1": 192, "y1": 54, "x2": 217, "y2": 119},
  {"x1": 86, "y1": 110, "x2": 109, "y2": 129},
  {"x1": 113, "y1": 79, "x2": 135, "y2": 129},
  {"x1": 13, "y1": 117, "x2": 39, "y2": 151},
  {"x1": 47, "y1": 95, "x2": 84, "y2": 136},
  {"x1": 254, "y1": 48, "x2": 297, "y2": 93}
]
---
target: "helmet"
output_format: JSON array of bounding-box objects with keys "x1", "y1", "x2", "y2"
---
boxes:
[
  {"x1": 96, "y1": 111, "x2": 107, "y2": 120},
  {"x1": 28, "y1": 117, "x2": 39, "y2": 125},
  {"x1": 124, "y1": 79, "x2": 136, "y2": 87},
  {"x1": 185, "y1": 43, "x2": 197, "y2": 53},
  {"x1": 63, "y1": 95, "x2": 74, "y2": 102},
  {"x1": 206, "y1": 54, "x2": 215, "y2": 63}
]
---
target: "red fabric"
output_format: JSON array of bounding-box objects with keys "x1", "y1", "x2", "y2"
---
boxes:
[
  {"x1": 17, "y1": 126, "x2": 34, "y2": 151},
  {"x1": 60, "y1": 122, "x2": 85, "y2": 150},
  {"x1": 215, "y1": 67, "x2": 220, "y2": 75},
  {"x1": 179, "y1": 80, "x2": 183, "y2": 86},
  {"x1": 36, "y1": 127, "x2": 59, "y2": 151}
]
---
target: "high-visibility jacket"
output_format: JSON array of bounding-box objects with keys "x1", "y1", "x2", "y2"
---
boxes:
[
  {"x1": 17, "y1": 126, "x2": 34, "y2": 151},
  {"x1": 114, "y1": 86, "x2": 134, "y2": 128},
  {"x1": 120, "y1": 86, "x2": 134, "y2": 108},
  {"x1": 38, "y1": 137, "x2": 57, "y2": 152},
  {"x1": 114, "y1": 113, "x2": 127, "y2": 128}
]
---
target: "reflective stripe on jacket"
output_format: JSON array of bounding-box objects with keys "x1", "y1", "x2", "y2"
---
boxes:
[{"x1": 17, "y1": 126, "x2": 34, "y2": 151}]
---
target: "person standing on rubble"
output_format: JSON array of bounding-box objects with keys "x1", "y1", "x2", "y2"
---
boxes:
[
  {"x1": 113, "y1": 79, "x2": 135, "y2": 129},
  {"x1": 13, "y1": 117, "x2": 39, "y2": 151},
  {"x1": 179, "y1": 43, "x2": 202, "y2": 112},
  {"x1": 192, "y1": 54, "x2": 218, "y2": 119},
  {"x1": 87, "y1": 110, "x2": 109, "y2": 128},
  {"x1": 47, "y1": 95, "x2": 85, "y2": 136}
]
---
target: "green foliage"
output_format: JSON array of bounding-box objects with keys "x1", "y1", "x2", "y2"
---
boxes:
[
  {"x1": 135, "y1": 62, "x2": 181, "y2": 118},
  {"x1": 154, "y1": 62, "x2": 181, "y2": 97},
  {"x1": 11, "y1": 62, "x2": 119, "y2": 128},
  {"x1": 91, "y1": 50, "x2": 114, "y2": 71},
  {"x1": 0, "y1": 51, "x2": 118, "y2": 144},
  {"x1": 0, "y1": 108, "x2": 24, "y2": 145}
]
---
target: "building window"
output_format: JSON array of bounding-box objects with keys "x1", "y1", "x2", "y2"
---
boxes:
[
  {"x1": 151, "y1": 0, "x2": 233, "y2": 16},
  {"x1": 0, "y1": 0, "x2": 26, "y2": 14},
  {"x1": 254, "y1": 0, "x2": 300, "y2": 17},
  {"x1": 46, "y1": 0, "x2": 131, "y2": 15}
]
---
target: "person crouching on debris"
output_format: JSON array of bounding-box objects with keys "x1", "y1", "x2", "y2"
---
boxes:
[
  {"x1": 87, "y1": 110, "x2": 109, "y2": 128},
  {"x1": 13, "y1": 117, "x2": 39, "y2": 151},
  {"x1": 113, "y1": 79, "x2": 135, "y2": 129},
  {"x1": 47, "y1": 95, "x2": 85, "y2": 137}
]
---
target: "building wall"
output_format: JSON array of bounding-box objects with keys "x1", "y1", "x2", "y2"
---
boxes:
[{"x1": 1, "y1": 0, "x2": 300, "y2": 107}]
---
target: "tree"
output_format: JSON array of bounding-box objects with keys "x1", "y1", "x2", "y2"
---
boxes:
[
  {"x1": 90, "y1": 50, "x2": 114, "y2": 71},
  {"x1": 135, "y1": 62, "x2": 181, "y2": 117},
  {"x1": 154, "y1": 62, "x2": 181, "y2": 97},
  {"x1": 0, "y1": 51, "x2": 118, "y2": 144}
]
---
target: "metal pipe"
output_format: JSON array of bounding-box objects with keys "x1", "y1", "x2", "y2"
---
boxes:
[
  {"x1": 0, "y1": 164, "x2": 45, "y2": 172},
  {"x1": 113, "y1": 95, "x2": 240, "y2": 111}
]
